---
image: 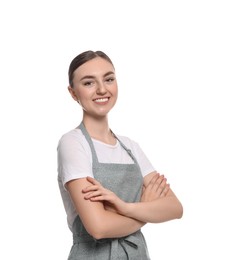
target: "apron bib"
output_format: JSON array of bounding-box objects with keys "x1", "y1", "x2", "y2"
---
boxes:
[{"x1": 68, "y1": 123, "x2": 150, "y2": 260}]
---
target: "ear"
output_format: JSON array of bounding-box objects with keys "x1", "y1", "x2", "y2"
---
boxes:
[{"x1": 68, "y1": 86, "x2": 79, "y2": 102}]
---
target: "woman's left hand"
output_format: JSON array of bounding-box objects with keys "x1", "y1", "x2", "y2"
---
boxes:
[
  {"x1": 82, "y1": 176, "x2": 127, "y2": 214},
  {"x1": 141, "y1": 173, "x2": 170, "y2": 203}
]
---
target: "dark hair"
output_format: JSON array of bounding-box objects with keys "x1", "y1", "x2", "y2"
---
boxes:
[{"x1": 68, "y1": 50, "x2": 114, "y2": 87}]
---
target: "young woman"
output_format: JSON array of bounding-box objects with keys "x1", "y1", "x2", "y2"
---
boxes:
[{"x1": 57, "y1": 50, "x2": 183, "y2": 259}]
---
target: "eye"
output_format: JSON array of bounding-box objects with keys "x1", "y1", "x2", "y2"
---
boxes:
[
  {"x1": 82, "y1": 80, "x2": 95, "y2": 87},
  {"x1": 105, "y1": 77, "x2": 115, "y2": 83}
]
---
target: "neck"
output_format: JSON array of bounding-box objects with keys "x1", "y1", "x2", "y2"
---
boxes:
[{"x1": 82, "y1": 114, "x2": 115, "y2": 144}]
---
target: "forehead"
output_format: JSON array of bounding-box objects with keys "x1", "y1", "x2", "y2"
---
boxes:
[{"x1": 73, "y1": 57, "x2": 115, "y2": 80}]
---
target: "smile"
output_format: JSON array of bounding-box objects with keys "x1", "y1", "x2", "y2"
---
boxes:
[{"x1": 93, "y1": 98, "x2": 109, "y2": 103}]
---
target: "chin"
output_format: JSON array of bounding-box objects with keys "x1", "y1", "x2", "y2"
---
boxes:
[{"x1": 93, "y1": 110, "x2": 110, "y2": 118}]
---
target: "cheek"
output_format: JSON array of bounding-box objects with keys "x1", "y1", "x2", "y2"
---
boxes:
[
  {"x1": 112, "y1": 89, "x2": 118, "y2": 105},
  {"x1": 77, "y1": 88, "x2": 94, "y2": 99},
  {"x1": 112, "y1": 85, "x2": 118, "y2": 97}
]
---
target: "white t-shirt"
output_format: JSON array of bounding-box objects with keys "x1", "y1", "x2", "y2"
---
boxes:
[{"x1": 57, "y1": 128, "x2": 155, "y2": 231}]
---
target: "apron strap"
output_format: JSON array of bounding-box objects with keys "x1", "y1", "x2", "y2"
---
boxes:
[
  {"x1": 78, "y1": 122, "x2": 99, "y2": 165},
  {"x1": 78, "y1": 122, "x2": 139, "y2": 165}
]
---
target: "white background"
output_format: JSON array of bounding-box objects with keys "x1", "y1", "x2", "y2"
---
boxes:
[{"x1": 0, "y1": 0, "x2": 249, "y2": 259}]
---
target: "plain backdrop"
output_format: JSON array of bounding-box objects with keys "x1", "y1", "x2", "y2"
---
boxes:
[{"x1": 0, "y1": 0, "x2": 249, "y2": 259}]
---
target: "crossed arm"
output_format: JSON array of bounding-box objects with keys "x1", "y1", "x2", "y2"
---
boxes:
[{"x1": 67, "y1": 171, "x2": 183, "y2": 240}]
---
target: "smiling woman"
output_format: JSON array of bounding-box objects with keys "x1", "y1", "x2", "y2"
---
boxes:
[
  {"x1": 68, "y1": 53, "x2": 118, "y2": 120},
  {"x1": 57, "y1": 50, "x2": 183, "y2": 259}
]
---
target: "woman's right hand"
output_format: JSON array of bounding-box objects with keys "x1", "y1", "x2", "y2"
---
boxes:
[
  {"x1": 83, "y1": 176, "x2": 128, "y2": 215},
  {"x1": 140, "y1": 173, "x2": 170, "y2": 202}
]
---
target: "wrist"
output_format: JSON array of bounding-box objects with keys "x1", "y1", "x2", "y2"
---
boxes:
[{"x1": 121, "y1": 202, "x2": 135, "y2": 217}]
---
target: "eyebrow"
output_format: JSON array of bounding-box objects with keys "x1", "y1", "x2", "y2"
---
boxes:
[{"x1": 80, "y1": 71, "x2": 115, "y2": 81}]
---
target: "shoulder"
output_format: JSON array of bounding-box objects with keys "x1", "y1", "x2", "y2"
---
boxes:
[
  {"x1": 57, "y1": 128, "x2": 90, "y2": 154},
  {"x1": 58, "y1": 128, "x2": 85, "y2": 147},
  {"x1": 59, "y1": 128, "x2": 82, "y2": 143}
]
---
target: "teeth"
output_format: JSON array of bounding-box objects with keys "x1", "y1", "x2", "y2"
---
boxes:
[{"x1": 94, "y1": 98, "x2": 108, "y2": 103}]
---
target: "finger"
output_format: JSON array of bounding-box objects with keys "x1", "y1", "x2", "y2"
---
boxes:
[
  {"x1": 86, "y1": 176, "x2": 100, "y2": 185},
  {"x1": 156, "y1": 177, "x2": 168, "y2": 192},
  {"x1": 82, "y1": 185, "x2": 99, "y2": 193},
  {"x1": 152, "y1": 177, "x2": 168, "y2": 197},
  {"x1": 160, "y1": 184, "x2": 170, "y2": 197},
  {"x1": 84, "y1": 187, "x2": 114, "y2": 199},
  {"x1": 165, "y1": 183, "x2": 171, "y2": 194},
  {"x1": 84, "y1": 191, "x2": 94, "y2": 199},
  {"x1": 146, "y1": 173, "x2": 160, "y2": 189},
  {"x1": 153, "y1": 175, "x2": 165, "y2": 192},
  {"x1": 90, "y1": 193, "x2": 114, "y2": 202},
  {"x1": 89, "y1": 195, "x2": 106, "y2": 201},
  {"x1": 84, "y1": 190, "x2": 102, "y2": 199},
  {"x1": 152, "y1": 173, "x2": 161, "y2": 183}
]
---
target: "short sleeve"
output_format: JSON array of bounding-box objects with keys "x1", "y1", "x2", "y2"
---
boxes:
[
  {"x1": 132, "y1": 142, "x2": 155, "y2": 177},
  {"x1": 57, "y1": 129, "x2": 93, "y2": 189}
]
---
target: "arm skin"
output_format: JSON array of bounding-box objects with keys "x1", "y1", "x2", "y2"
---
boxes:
[
  {"x1": 67, "y1": 178, "x2": 145, "y2": 240},
  {"x1": 129, "y1": 171, "x2": 183, "y2": 223},
  {"x1": 124, "y1": 190, "x2": 183, "y2": 223},
  {"x1": 84, "y1": 171, "x2": 183, "y2": 224}
]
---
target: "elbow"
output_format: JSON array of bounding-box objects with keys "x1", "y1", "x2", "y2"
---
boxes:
[
  {"x1": 171, "y1": 196, "x2": 183, "y2": 220},
  {"x1": 87, "y1": 223, "x2": 109, "y2": 240},
  {"x1": 176, "y1": 202, "x2": 183, "y2": 219},
  {"x1": 90, "y1": 230, "x2": 106, "y2": 240},
  {"x1": 168, "y1": 199, "x2": 183, "y2": 221}
]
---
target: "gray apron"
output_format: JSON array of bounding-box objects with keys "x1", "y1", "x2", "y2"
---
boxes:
[{"x1": 68, "y1": 123, "x2": 150, "y2": 260}]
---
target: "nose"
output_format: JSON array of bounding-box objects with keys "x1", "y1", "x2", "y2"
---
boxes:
[{"x1": 96, "y1": 82, "x2": 107, "y2": 95}]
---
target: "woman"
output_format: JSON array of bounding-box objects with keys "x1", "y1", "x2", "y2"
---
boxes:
[{"x1": 57, "y1": 50, "x2": 183, "y2": 259}]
